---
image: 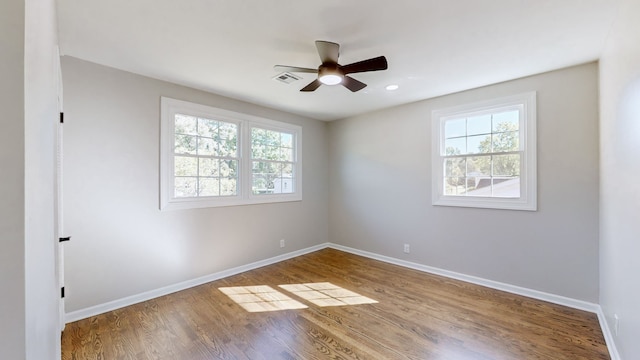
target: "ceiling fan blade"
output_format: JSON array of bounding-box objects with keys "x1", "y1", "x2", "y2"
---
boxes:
[
  {"x1": 342, "y1": 76, "x2": 367, "y2": 92},
  {"x1": 274, "y1": 65, "x2": 317, "y2": 73},
  {"x1": 300, "y1": 79, "x2": 322, "y2": 92},
  {"x1": 341, "y1": 56, "x2": 388, "y2": 74},
  {"x1": 316, "y1": 40, "x2": 340, "y2": 64}
]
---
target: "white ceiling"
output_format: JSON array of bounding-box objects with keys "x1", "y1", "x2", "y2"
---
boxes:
[{"x1": 56, "y1": 0, "x2": 619, "y2": 121}]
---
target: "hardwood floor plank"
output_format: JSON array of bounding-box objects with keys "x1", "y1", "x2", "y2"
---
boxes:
[{"x1": 62, "y1": 249, "x2": 609, "y2": 359}]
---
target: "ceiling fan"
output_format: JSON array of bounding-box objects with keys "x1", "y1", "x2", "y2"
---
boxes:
[{"x1": 274, "y1": 40, "x2": 388, "y2": 92}]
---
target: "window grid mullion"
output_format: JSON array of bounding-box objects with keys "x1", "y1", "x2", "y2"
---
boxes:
[{"x1": 442, "y1": 150, "x2": 521, "y2": 159}]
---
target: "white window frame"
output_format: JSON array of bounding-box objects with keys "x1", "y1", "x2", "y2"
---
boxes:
[
  {"x1": 431, "y1": 92, "x2": 537, "y2": 211},
  {"x1": 161, "y1": 97, "x2": 302, "y2": 210}
]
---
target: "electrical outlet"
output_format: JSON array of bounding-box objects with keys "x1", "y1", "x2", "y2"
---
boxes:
[
  {"x1": 614, "y1": 314, "x2": 620, "y2": 336},
  {"x1": 403, "y1": 244, "x2": 410, "y2": 253},
  {"x1": 280, "y1": 239, "x2": 285, "y2": 248}
]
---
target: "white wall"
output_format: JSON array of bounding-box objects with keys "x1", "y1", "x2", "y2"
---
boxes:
[
  {"x1": 599, "y1": 0, "x2": 640, "y2": 357},
  {"x1": 61, "y1": 57, "x2": 329, "y2": 312},
  {"x1": 329, "y1": 63, "x2": 600, "y2": 302},
  {"x1": 0, "y1": 0, "x2": 26, "y2": 357},
  {"x1": 0, "y1": 0, "x2": 61, "y2": 358},
  {"x1": 24, "y1": 0, "x2": 62, "y2": 358}
]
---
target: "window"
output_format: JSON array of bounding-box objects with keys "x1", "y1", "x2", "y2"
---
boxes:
[
  {"x1": 251, "y1": 127, "x2": 295, "y2": 195},
  {"x1": 161, "y1": 97, "x2": 302, "y2": 210},
  {"x1": 431, "y1": 92, "x2": 536, "y2": 211}
]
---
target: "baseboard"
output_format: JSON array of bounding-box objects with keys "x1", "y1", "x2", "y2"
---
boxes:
[
  {"x1": 327, "y1": 243, "x2": 600, "y2": 312},
  {"x1": 328, "y1": 243, "x2": 619, "y2": 359},
  {"x1": 65, "y1": 241, "x2": 620, "y2": 359},
  {"x1": 595, "y1": 306, "x2": 621, "y2": 360},
  {"x1": 65, "y1": 243, "x2": 329, "y2": 323}
]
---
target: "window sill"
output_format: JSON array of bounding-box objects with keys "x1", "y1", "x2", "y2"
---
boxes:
[{"x1": 161, "y1": 194, "x2": 302, "y2": 211}]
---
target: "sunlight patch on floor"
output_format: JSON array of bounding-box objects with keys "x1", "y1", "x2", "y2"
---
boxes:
[
  {"x1": 279, "y1": 282, "x2": 378, "y2": 307},
  {"x1": 218, "y1": 285, "x2": 307, "y2": 312}
]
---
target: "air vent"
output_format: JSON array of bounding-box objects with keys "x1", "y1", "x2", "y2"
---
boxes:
[{"x1": 273, "y1": 72, "x2": 302, "y2": 84}]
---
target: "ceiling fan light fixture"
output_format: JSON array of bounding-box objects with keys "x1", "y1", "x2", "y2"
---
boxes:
[
  {"x1": 319, "y1": 74, "x2": 343, "y2": 85},
  {"x1": 318, "y1": 65, "x2": 343, "y2": 85}
]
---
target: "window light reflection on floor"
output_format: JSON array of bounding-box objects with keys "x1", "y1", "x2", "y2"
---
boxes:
[
  {"x1": 279, "y1": 282, "x2": 378, "y2": 307},
  {"x1": 218, "y1": 285, "x2": 307, "y2": 312}
]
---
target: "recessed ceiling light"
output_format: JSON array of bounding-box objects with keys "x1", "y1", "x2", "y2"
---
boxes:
[{"x1": 385, "y1": 84, "x2": 399, "y2": 91}]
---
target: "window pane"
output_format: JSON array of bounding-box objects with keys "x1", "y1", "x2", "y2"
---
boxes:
[
  {"x1": 220, "y1": 160, "x2": 237, "y2": 177},
  {"x1": 465, "y1": 178, "x2": 492, "y2": 197},
  {"x1": 175, "y1": 177, "x2": 197, "y2": 198},
  {"x1": 467, "y1": 134, "x2": 491, "y2": 154},
  {"x1": 492, "y1": 178, "x2": 520, "y2": 198},
  {"x1": 465, "y1": 155, "x2": 492, "y2": 195},
  {"x1": 175, "y1": 114, "x2": 197, "y2": 135},
  {"x1": 493, "y1": 154, "x2": 520, "y2": 176},
  {"x1": 220, "y1": 178, "x2": 237, "y2": 196},
  {"x1": 252, "y1": 128, "x2": 280, "y2": 146},
  {"x1": 273, "y1": 176, "x2": 293, "y2": 194},
  {"x1": 175, "y1": 134, "x2": 196, "y2": 154},
  {"x1": 199, "y1": 158, "x2": 219, "y2": 177},
  {"x1": 445, "y1": 177, "x2": 466, "y2": 195},
  {"x1": 252, "y1": 161, "x2": 268, "y2": 194},
  {"x1": 252, "y1": 128, "x2": 281, "y2": 160},
  {"x1": 444, "y1": 137, "x2": 466, "y2": 155},
  {"x1": 251, "y1": 143, "x2": 265, "y2": 159},
  {"x1": 219, "y1": 137, "x2": 237, "y2": 157},
  {"x1": 198, "y1": 137, "x2": 217, "y2": 156},
  {"x1": 197, "y1": 118, "x2": 218, "y2": 138},
  {"x1": 467, "y1": 114, "x2": 491, "y2": 136},
  {"x1": 492, "y1": 110, "x2": 519, "y2": 132},
  {"x1": 444, "y1": 118, "x2": 465, "y2": 139},
  {"x1": 445, "y1": 158, "x2": 465, "y2": 178},
  {"x1": 280, "y1": 148, "x2": 293, "y2": 162},
  {"x1": 276, "y1": 164, "x2": 294, "y2": 194},
  {"x1": 265, "y1": 146, "x2": 280, "y2": 160},
  {"x1": 281, "y1": 133, "x2": 293, "y2": 148},
  {"x1": 279, "y1": 179, "x2": 293, "y2": 193},
  {"x1": 466, "y1": 156, "x2": 491, "y2": 177},
  {"x1": 219, "y1": 123, "x2": 237, "y2": 157},
  {"x1": 492, "y1": 131, "x2": 519, "y2": 152},
  {"x1": 199, "y1": 178, "x2": 220, "y2": 197},
  {"x1": 270, "y1": 162, "x2": 282, "y2": 176},
  {"x1": 175, "y1": 156, "x2": 197, "y2": 176},
  {"x1": 252, "y1": 128, "x2": 266, "y2": 145},
  {"x1": 252, "y1": 161, "x2": 285, "y2": 195},
  {"x1": 265, "y1": 130, "x2": 280, "y2": 146}
]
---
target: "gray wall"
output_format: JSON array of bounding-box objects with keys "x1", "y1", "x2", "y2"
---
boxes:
[
  {"x1": 0, "y1": 0, "x2": 26, "y2": 357},
  {"x1": 61, "y1": 57, "x2": 329, "y2": 312},
  {"x1": 329, "y1": 63, "x2": 600, "y2": 302},
  {"x1": 599, "y1": 0, "x2": 640, "y2": 357}
]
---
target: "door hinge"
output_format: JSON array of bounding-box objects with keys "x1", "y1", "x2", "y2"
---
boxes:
[
  {"x1": 59, "y1": 112, "x2": 64, "y2": 124},
  {"x1": 61, "y1": 287, "x2": 65, "y2": 299},
  {"x1": 59, "y1": 236, "x2": 71, "y2": 243}
]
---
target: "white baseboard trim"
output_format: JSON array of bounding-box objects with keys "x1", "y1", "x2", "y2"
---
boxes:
[
  {"x1": 65, "y1": 243, "x2": 328, "y2": 323},
  {"x1": 595, "y1": 306, "x2": 621, "y2": 360},
  {"x1": 327, "y1": 243, "x2": 600, "y2": 312},
  {"x1": 65, "y1": 241, "x2": 620, "y2": 360},
  {"x1": 327, "y1": 243, "x2": 619, "y2": 359}
]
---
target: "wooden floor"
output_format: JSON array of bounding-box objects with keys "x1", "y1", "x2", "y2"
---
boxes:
[{"x1": 62, "y1": 248, "x2": 609, "y2": 359}]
